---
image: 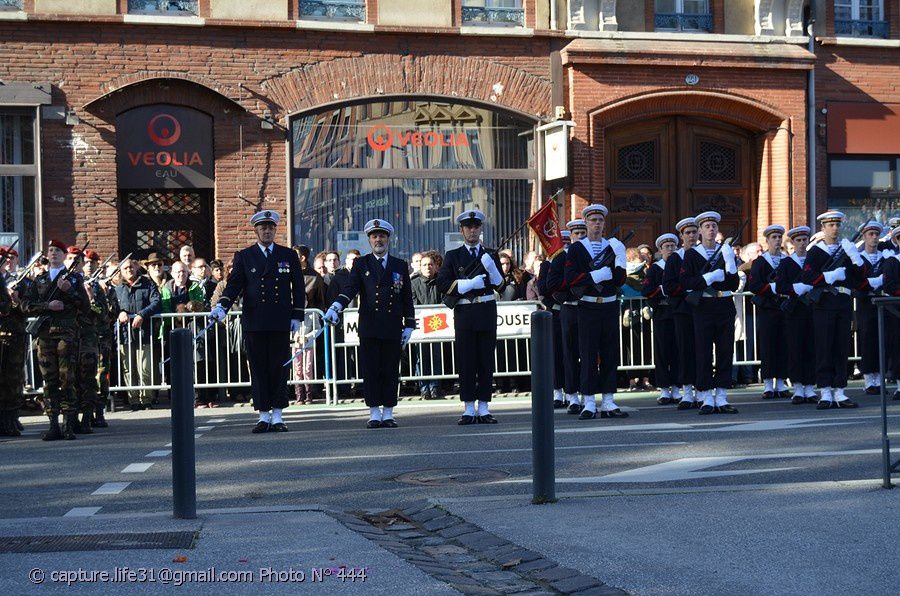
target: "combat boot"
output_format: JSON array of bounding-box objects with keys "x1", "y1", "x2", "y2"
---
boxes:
[
  {"x1": 41, "y1": 415, "x2": 63, "y2": 441},
  {"x1": 79, "y1": 411, "x2": 94, "y2": 434},
  {"x1": 62, "y1": 414, "x2": 78, "y2": 440},
  {"x1": 92, "y1": 405, "x2": 108, "y2": 428},
  {"x1": 0, "y1": 412, "x2": 14, "y2": 437},
  {"x1": 4, "y1": 411, "x2": 21, "y2": 437}
]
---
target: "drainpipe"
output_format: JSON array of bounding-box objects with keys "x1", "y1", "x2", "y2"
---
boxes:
[{"x1": 807, "y1": 6, "x2": 817, "y2": 224}]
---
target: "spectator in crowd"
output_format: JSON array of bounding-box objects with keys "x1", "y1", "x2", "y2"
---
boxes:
[
  {"x1": 211, "y1": 260, "x2": 249, "y2": 403},
  {"x1": 190, "y1": 258, "x2": 218, "y2": 306},
  {"x1": 178, "y1": 245, "x2": 195, "y2": 269},
  {"x1": 323, "y1": 249, "x2": 359, "y2": 398},
  {"x1": 410, "y1": 252, "x2": 423, "y2": 280},
  {"x1": 324, "y1": 251, "x2": 340, "y2": 277},
  {"x1": 114, "y1": 258, "x2": 161, "y2": 411},
  {"x1": 496, "y1": 253, "x2": 529, "y2": 392},
  {"x1": 144, "y1": 253, "x2": 167, "y2": 289},
  {"x1": 344, "y1": 249, "x2": 360, "y2": 271},
  {"x1": 520, "y1": 250, "x2": 539, "y2": 288},
  {"x1": 209, "y1": 259, "x2": 225, "y2": 283},
  {"x1": 622, "y1": 247, "x2": 653, "y2": 391},
  {"x1": 313, "y1": 251, "x2": 327, "y2": 277},
  {"x1": 292, "y1": 245, "x2": 326, "y2": 405},
  {"x1": 411, "y1": 250, "x2": 445, "y2": 399},
  {"x1": 637, "y1": 244, "x2": 654, "y2": 268},
  {"x1": 525, "y1": 254, "x2": 545, "y2": 301},
  {"x1": 497, "y1": 253, "x2": 526, "y2": 301}
]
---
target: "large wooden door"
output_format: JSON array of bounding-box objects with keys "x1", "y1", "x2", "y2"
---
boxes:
[{"x1": 605, "y1": 117, "x2": 756, "y2": 247}]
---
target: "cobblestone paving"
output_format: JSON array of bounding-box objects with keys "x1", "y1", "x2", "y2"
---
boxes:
[{"x1": 328, "y1": 502, "x2": 626, "y2": 595}]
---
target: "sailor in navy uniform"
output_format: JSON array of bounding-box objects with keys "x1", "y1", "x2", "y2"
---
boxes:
[
  {"x1": 537, "y1": 230, "x2": 570, "y2": 409},
  {"x1": 563, "y1": 204, "x2": 627, "y2": 420},
  {"x1": 774, "y1": 226, "x2": 818, "y2": 404},
  {"x1": 878, "y1": 216, "x2": 900, "y2": 252},
  {"x1": 747, "y1": 224, "x2": 790, "y2": 399},
  {"x1": 642, "y1": 233, "x2": 679, "y2": 405},
  {"x1": 663, "y1": 217, "x2": 700, "y2": 409},
  {"x1": 211, "y1": 210, "x2": 305, "y2": 433},
  {"x1": 323, "y1": 219, "x2": 415, "y2": 428},
  {"x1": 800, "y1": 210, "x2": 862, "y2": 409},
  {"x1": 854, "y1": 220, "x2": 888, "y2": 395},
  {"x1": 436, "y1": 209, "x2": 504, "y2": 425},
  {"x1": 882, "y1": 226, "x2": 900, "y2": 400},
  {"x1": 680, "y1": 211, "x2": 740, "y2": 414}
]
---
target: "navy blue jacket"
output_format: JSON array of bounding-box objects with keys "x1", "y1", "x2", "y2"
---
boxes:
[
  {"x1": 217, "y1": 243, "x2": 305, "y2": 333},
  {"x1": 436, "y1": 245, "x2": 503, "y2": 332},
  {"x1": 563, "y1": 238, "x2": 626, "y2": 308},
  {"x1": 334, "y1": 253, "x2": 415, "y2": 340}
]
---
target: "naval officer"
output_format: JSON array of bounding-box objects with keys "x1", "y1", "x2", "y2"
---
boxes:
[
  {"x1": 324, "y1": 219, "x2": 415, "y2": 428},
  {"x1": 211, "y1": 210, "x2": 305, "y2": 433}
]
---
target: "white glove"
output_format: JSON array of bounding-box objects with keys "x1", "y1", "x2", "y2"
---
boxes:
[
  {"x1": 400, "y1": 327, "x2": 413, "y2": 348},
  {"x1": 209, "y1": 305, "x2": 226, "y2": 322},
  {"x1": 840, "y1": 238, "x2": 863, "y2": 266},
  {"x1": 868, "y1": 275, "x2": 884, "y2": 290},
  {"x1": 720, "y1": 243, "x2": 737, "y2": 274},
  {"x1": 792, "y1": 282, "x2": 813, "y2": 296},
  {"x1": 703, "y1": 269, "x2": 725, "y2": 286},
  {"x1": 823, "y1": 267, "x2": 846, "y2": 285},
  {"x1": 290, "y1": 319, "x2": 302, "y2": 333},
  {"x1": 480, "y1": 253, "x2": 502, "y2": 285},
  {"x1": 323, "y1": 307, "x2": 340, "y2": 326},
  {"x1": 609, "y1": 237, "x2": 627, "y2": 269},
  {"x1": 458, "y1": 275, "x2": 486, "y2": 294},
  {"x1": 590, "y1": 267, "x2": 612, "y2": 284}
]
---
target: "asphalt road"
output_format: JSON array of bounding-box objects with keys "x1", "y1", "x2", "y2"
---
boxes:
[{"x1": 2, "y1": 384, "x2": 898, "y2": 520}]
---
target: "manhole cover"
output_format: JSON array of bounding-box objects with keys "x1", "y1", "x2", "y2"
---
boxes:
[
  {"x1": 395, "y1": 468, "x2": 509, "y2": 486},
  {"x1": 0, "y1": 531, "x2": 196, "y2": 554}
]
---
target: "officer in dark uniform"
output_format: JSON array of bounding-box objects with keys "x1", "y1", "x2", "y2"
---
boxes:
[
  {"x1": 642, "y1": 233, "x2": 679, "y2": 405},
  {"x1": 680, "y1": 211, "x2": 740, "y2": 414},
  {"x1": 537, "y1": 230, "x2": 569, "y2": 409},
  {"x1": 211, "y1": 210, "x2": 305, "y2": 433},
  {"x1": 564, "y1": 204, "x2": 627, "y2": 420},
  {"x1": 800, "y1": 210, "x2": 862, "y2": 409},
  {"x1": 747, "y1": 224, "x2": 790, "y2": 399},
  {"x1": 324, "y1": 219, "x2": 415, "y2": 428},
  {"x1": 436, "y1": 209, "x2": 504, "y2": 425},
  {"x1": 774, "y1": 225, "x2": 818, "y2": 404},
  {"x1": 854, "y1": 221, "x2": 888, "y2": 394},
  {"x1": 663, "y1": 217, "x2": 699, "y2": 409}
]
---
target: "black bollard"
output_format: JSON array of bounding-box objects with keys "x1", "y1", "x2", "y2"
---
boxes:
[
  {"x1": 530, "y1": 310, "x2": 556, "y2": 504},
  {"x1": 170, "y1": 328, "x2": 197, "y2": 519}
]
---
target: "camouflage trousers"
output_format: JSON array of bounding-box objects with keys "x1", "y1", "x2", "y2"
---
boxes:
[
  {"x1": 0, "y1": 332, "x2": 27, "y2": 411},
  {"x1": 77, "y1": 331, "x2": 101, "y2": 414},
  {"x1": 37, "y1": 329, "x2": 78, "y2": 416},
  {"x1": 98, "y1": 336, "x2": 113, "y2": 407}
]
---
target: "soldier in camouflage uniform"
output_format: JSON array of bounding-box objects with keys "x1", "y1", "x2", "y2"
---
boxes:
[
  {"x1": 21, "y1": 240, "x2": 89, "y2": 441},
  {"x1": 73, "y1": 248, "x2": 111, "y2": 432},
  {"x1": 0, "y1": 246, "x2": 28, "y2": 437},
  {"x1": 87, "y1": 252, "x2": 117, "y2": 427}
]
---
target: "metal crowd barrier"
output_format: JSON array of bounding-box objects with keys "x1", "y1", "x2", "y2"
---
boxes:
[{"x1": 21, "y1": 295, "x2": 870, "y2": 403}]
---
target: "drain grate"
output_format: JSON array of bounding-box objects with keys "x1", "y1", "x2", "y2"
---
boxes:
[
  {"x1": 0, "y1": 532, "x2": 196, "y2": 554},
  {"x1": 395, "y1": 468, "x2": 509, "y2": 486}
]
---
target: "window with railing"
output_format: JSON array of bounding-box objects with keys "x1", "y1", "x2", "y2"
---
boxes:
[
  {"x1": 461, "y1": 0, "x2": 525, "y2": 27},
  {"x1": 0, "y1": 0, "x2": 23, "y2": 11},
  {"x1": 299, "y1": 0, "x2": 366, "y2": 21},
  {"x1": 654, "y1": 0, "x2": 712, "y2": 32},
  {"x1": 127, "y1": 1, "x2": 199, "y2": 15},
  {"x1": 834, "y1": 0, "x2": 888, "y2": 38}
]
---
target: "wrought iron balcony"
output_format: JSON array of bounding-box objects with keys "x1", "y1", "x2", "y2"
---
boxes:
[
  {"x1": 128, "y1": 1, "x2": 199, "y2": 15},
  {"x1": 461, "y1": 6, "x2": 525, "y2": 27},
  {"x1": 0, "y1": 0, "x2": 24, "y2": 11},
  {"x1": 299, "y1": 0, "x2": 365, "y2": 21},
  {"x1": 654, "y1": 12, "x2": 713, "y2": 32},
  {"x1": 834, "y1": 19, "x2": 889, "y2": 39}
]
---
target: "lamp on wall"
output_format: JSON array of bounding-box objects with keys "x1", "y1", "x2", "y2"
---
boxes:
[
  {"x1": 65, "y1": 108, "x2": 80, "y2": 126},
  {"x1": 260, "y1": 111, "x2": 276, "y2": 130}
]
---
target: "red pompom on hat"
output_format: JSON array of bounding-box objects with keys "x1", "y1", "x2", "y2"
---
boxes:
[{"x1": 48, "y1": 239, "x2": 67, "y2": 251}]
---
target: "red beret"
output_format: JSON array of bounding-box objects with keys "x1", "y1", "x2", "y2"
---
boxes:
[
  {"x1": 48, "y1": 239, "x2": 67, "y2": 251},
  {"x1": 7, "y1": 247, "x2": 17, "y2": 257},
  {"x1": 83, "y1": 249, "x2": 100, "y2": 261},
  {"x1": 0, "y1": 247, "x2": 6, "y2": 256},
  {"x1": 66, "y1": 246, "x2": 81, "y2": 255}
]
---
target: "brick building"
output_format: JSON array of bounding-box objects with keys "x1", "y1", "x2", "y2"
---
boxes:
[{"x1": 0, "y1": 0, "x2": 896, "y2": 261}]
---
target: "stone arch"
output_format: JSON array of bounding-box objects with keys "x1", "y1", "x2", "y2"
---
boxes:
[
  {"x1": 785, "y1": 0, "x2": 809, "y2": 36},
  {"x1": 260, "y1": 54, "x2": 552, "y2": 121},
  {"x1": 82, "y1": 71, "x2": 248, "y2": 115},
  {"x1": 756, "y1": 0, "x2": 778, "y2": 35}
]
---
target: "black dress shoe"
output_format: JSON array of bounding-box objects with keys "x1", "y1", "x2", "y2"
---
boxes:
[
  {"x1": 657, "y1": 397, "x2": 673, "y2": 405},
  {"x1": 270, "y1": 422, "x2": 289, "y2": 432},
  {"x1": 791, "y1": 395, "x2": 805, "y2": 405},
  {"x1": 692, "y1": 401, "x2": 701, "y2": 409},
  {"x1": 477, "y1": 414, "x2": 498, "y2": 424},
  {"x1": 457, "y1": 415, "x2": 476, "y2": 426},
  {"x1": 251, "y1": 421, "x2": 271, "y2": 433},
  {"x1": 600, "y1": 409, "x2": 629, "y2": 418},
  {"x1": 805, "y1": 396, "x2": 820, "y2": 404},
  {"x1": 836, "y1": 399, "x2": 858, "y2": 409},
  {"x1": 699, "y1": 405, "x2": 715, "y2": 415},
  {"x1": 366, "y1": 419, "x2": 382, "y2": 429},
  {"x1": 717, "y1": 404, "x2": 739, "y2": 414},
  {"x1": 677, "y1": 400, "x2": 693, "y2": 411},
  {"x1": 815, "y1": 400, "x2": 832, "y2": 410},
  {"x1": 578, "y1": 409, "x2": 596, "y2": 420},
  {"x1": 553, "y1": 400, "x2": 566, "y2": 409},
  {"x1": 762, "y1": 391, "x2": 775, "y2": 400},
  {"x1": 894, "y1": 391, "x2": 900, "y2": 401},
  {"x1": 567, "y1": 403, "x2": 583, "y2": 415},
  {"x1": 864, "y1": 385, "x2": 880, "y2": 395},
  {"x1": 777, "y1": 390, "x2": 791, "y2": 399},
  {"x1": 381, "y1": 419, "x2": 398, "y2": 428}
]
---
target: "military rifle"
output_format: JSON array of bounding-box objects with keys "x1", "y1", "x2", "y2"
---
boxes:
[
  {"x1": 804, "y1": 226, "x2": 864, "y2": 305},
  {"x1": 97, "y1": 252, "x2": 133, "y2": 284},
  {"x1": 9, "y1": 251, "x2": 45, "y2": 290},
  {"x1": 86, "y1": 252, "x2": 116, "y2": 284},
  {"x1": 684, "y1": 218, "x2": 750, "y2": 307},
  {"x1": 567, "y1": 224, "x2": 621, "y2": 300},
  {"x1": 24, "y1": 241, "x2": 90, "y2": 337}
]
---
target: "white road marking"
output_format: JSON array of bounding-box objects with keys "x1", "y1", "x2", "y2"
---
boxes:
[
  {"x1": 194, "y1": 433, "x2": 203, "y2": 439},
  {"x1": 195, "y1": 426, "x2": 214, "y2": 431},
  {"x1": 452, "y1": 423, "x2": 695, "y2": 437},
  {"x1": 145, "y1": 450, "x2": 171, "y2": 458},
  {"x1": 671, "y1": 419, "x2": 862, "y2": 433},
  {"x1": 208, "y1": 419, "x2": 226, "y2": 423},
  {"x1": 121, "y1": 463, "x2": 154, "y2": 473},
  {"x1": 250, "y1": 441, "x2": 687, "y2": 463},
  {"x1": 64, "y1": 507, "x2": 102, "y2": 517},
  {"x1": 92, "y1": 482, "x2": 131, "y2": 495}
]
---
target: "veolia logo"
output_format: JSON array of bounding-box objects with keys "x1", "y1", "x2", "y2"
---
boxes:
[
  {"x1": 128, "y1": 112, "x2": 202, "y2": 168},
  {"x1": 367, "y1": 125, "x2": 393, "y2": 151},
  {"x1": 366, "y1": 124, "x2": 470, "y2": 152},
  {"x1": 147, "y1": 114, "x2": 182, "y2": 147}
]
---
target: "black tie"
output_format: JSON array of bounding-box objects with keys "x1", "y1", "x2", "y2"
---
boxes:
[
  {"x1": 264, "y1": 247, "x2": 271, "y2": 260},
  {"x1": 378, "y1": 257, "x2": 386, "y2": 272},
  {"x1": 470, "y1": 247, "x2": 478, "y2": 260}
]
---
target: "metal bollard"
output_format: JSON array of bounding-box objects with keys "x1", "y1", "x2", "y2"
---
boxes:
[
  {"x1": 170, "y1": 328, "x2": 197, "y2": 519},
  {"x1": 530, "y1": 310, "x2": 556, "y2": 504}
]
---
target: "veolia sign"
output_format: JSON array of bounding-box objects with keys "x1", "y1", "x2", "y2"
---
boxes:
[
  {"x1": 366, "y1": 124, "x2": 469, "y2": 152},
  {"x1": 117, "y1": 105, "x2": 214, "y2": 189}
]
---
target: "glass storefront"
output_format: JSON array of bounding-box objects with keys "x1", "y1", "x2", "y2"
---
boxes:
[
  {"x1": 290, "y1": 99, "x2": 536, "y2": 260},
  {"x1": 828, "y1": 156, "x2": 899, "y2": 230},
  {"x1": 0, "y1": 109, "x2": 38, "y2": 257}
]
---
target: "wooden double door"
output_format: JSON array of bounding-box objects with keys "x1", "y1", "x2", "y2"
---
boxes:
[{"x1": 604, "y1": 117, "x2": 756, "y2": 247}]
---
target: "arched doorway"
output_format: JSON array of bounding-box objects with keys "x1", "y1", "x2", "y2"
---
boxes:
[{"x1": 604, "y1": 116, "x2": 757, "y2": 244}]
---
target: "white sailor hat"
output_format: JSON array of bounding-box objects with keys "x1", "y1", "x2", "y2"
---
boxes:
[
  {"x1": 787, "y1": 225, "x2": 811, "y2": 240},
  {"x1": 364, "y1": 218, "x2": 394, "y2": 236},
  {"x1": 695, "y1": 211, "x2": 721, "y2": 226},
  {"x1": 891, "y1": 226, "x2": 900, "y2": 239},
  {"x1": 456, "y1": 209, "x2": 486, "y2": 226},
  {"x1": 889, "y1": 216, "x2": 900, "y2": 228},
  {"x1": 762, "y1": 224, "x2": 786, "y2": 237},
  {"x1": 250, "y1": 210, "x2": 280, "y2": 226},
  {"x1": 581, "y1": 204, "x2": 608, "y2": 219},
  {"x1": 561, "y1": 230, "x2": 571, "y2": 239},
  {"x1": 566, "y1": 219, "x2": 586, "y2": 231},
  {"x1": 816, "y1": 210, "x2": 845, "y2": 224},
  {"x1": 858, "y1": 220, "x2": 883, "y2": 235},
  {"x1": 655, "y1": 233, "x2": 678, "y2": 249},
  {"x1": 675, "y1": 217, "x2": 698, "y2": 233}
]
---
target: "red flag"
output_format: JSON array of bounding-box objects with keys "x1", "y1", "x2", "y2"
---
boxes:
[
  {"x1": 422, "y1": 313, "x2": 449, "y2": 333},
  {"x1": 527, "y1": 200, "x2": 564, "y2": 259}
]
